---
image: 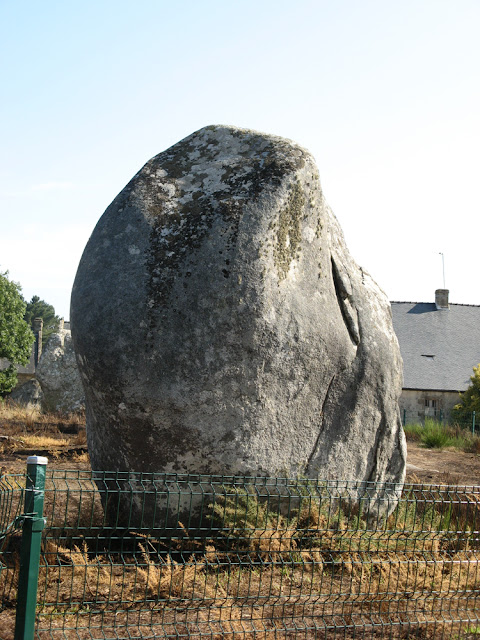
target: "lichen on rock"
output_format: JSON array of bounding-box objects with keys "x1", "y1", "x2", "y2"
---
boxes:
[
  {"x1": 274, "y1": 181, "x2": 305, "y2": 280},
  {"x1": 36, "y1": 329, "x2": 85, "y2": 414}
]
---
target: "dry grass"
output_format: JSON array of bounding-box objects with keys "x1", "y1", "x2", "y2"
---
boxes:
[
  {"x1": 3, "y1": 534, "x2": 478, "y2": 639},
  {"x1": 0, "y1": 400, "x2": 85, "y2": 430},
  {"x1": 0, "y1": 401, "x2": 87, "y2": 467},
  {"x1": 2, "y1": 403, "x2": 43, "y2": 427},
  {"x1": 1, "y1": 480, "x2": 480, "y2": 639},
  {"x1": 18, "y1": 434, "x2": 70, "y2": 448},
  {"x1": 0, "y1": 405, "x2": 479, "y2": 638},
  {"x1": 1, "y1": 400, "x2": 81, "y2": 426}
]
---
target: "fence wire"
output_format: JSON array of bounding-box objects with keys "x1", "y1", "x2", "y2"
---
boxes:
[
  {"x1": 401, "y1": 408, "x2": 477, "y2": 432},
  {"x1": 1, "y1": 470, "x2": 480, "y2": 639}
]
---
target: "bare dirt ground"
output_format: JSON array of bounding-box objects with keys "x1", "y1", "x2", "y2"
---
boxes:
[
  {"x1": 406, "y1": 441, "x2": 480, "y2": 486},
  {"x1": 2, "y1": 439, "x2": 480, "y2": 487},
  {"x1": 1, "y1": 407, "x2": 480, "y2": 486}
]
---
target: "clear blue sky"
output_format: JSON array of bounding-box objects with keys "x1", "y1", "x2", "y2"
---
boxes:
[{"x1": 1, "y1": 0, "x2": 479, "y2": 319}]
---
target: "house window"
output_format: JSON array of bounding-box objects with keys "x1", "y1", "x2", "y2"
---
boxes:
[{"x1": 424, "y1": 398, "x2": 438, "y2": 418}]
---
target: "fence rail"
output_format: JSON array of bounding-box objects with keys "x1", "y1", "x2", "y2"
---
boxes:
[
  {"x1": 1, "y1": 459, "x2": 480, "y2": 639},
  {"x1": 401, "y1": 408, "x2": 477, "y2": 431}
]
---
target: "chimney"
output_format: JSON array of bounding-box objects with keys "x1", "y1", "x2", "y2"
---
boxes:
[
  {"x1": 435, "y1": 289, "x2": 449, "y2": 310},
  {"x1": 33, "y1": 317, "x2": 43, "y2": 366}
]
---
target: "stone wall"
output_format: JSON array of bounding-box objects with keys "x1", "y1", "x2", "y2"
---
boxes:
[{"x1": 399, "y1": 389, "x2": 461, "y2": 423}]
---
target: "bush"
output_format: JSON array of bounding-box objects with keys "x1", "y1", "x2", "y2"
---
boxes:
[
  {"x1": 421, "y1": 420, "x2": 456, "y2": 448},
  {"x1": 404, "y1": 418, "x2": 480, "y2": 451},
  {"x1": 403, "y1": 423, "x2": 424, "y2": 442},
  {"x1": 452, "y1": 364, "x2": 480, "y2": 426}
]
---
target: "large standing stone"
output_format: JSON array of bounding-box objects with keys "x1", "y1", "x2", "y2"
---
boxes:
[
  {"x1": 71, "y1": 125, "x2": 406, "y2": 523},
  {"x1": 36, "y1": 329, "x2": 85, "y2": 414}
]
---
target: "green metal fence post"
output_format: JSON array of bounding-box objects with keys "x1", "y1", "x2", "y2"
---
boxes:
[
  {"x1": 473, "y1": 411, "x2": 476, "y2": 435},
  {"x1": 403, "y1": 409, "x2": 406, "y2": 426},
  {"x1": 14, "y1": 455, "x2": 48, "y2": 640}
]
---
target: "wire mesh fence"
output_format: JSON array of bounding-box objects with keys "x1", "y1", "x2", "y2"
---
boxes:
[
  {"x1": 1, "y1": 464, "x2": 480, "y2": 639},
  {"x1": 401, "y1": 408, "x2": 477, "y2": 432}
]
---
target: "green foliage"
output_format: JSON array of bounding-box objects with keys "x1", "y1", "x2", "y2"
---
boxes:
[
  {"x1": 420, "y1": 419, "x2": 457, "y2": 448},
  {"x1": 404, "y1": 418, "x2": 480, "y2": 452},
  {"x1": 209, "y1": 480, "x2": 476, "y2": 558},
  {"x1": 0, "y1": 272, "x2": 35, "y2": 394},
  {"x1": 24, "y1": 295, "x2": 61, "y2": 346},
  {"x1": 452, "y1": 364, "x2": 480, "y2": 426},
  {"x1": 210, "y1": 487, "x2": 289, "y2": 535},
  {"x1": 402, "y1": 422, "x2": 424, "y2": 442}
]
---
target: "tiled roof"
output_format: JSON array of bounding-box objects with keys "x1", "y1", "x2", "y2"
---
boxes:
[
  {"x1": 0, "y1": 352, "x2": 35, "y2": 375},
  {"x1": 391, "y1": 302, "x2": 480, "y2": 392}
]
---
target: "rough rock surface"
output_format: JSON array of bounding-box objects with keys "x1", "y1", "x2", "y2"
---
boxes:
[
  {"x1": 71, "y1": 125, "x2": 406, "y2": 521},
  {"x1": 10, "y1": 378, "x2": 44, "y2": 408},
  {"x1": 36, "y1": 330, "x2": 85, "y2": 413}
]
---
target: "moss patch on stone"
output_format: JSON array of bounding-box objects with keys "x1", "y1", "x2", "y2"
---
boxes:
[{"x1": 274, "y1": 181, "x2": 305, "y2": 280}]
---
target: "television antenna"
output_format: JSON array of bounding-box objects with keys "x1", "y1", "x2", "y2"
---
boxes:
[{"x1": 439, "y1": 252, "x2": 446, "y2": 289}]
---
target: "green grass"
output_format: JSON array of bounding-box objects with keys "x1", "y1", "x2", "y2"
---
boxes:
[
  {"x1": 421, "y1": 420, "x2": 457, "y2": 448},
  {"x1": 404, "y1": 418, "x2": 480, "y2": 452}
]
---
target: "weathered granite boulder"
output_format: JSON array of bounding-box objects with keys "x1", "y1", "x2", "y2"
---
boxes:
[
  {"x1": 10, "y1": 378, "x2": 43, "y2": 409},
  {"x1": 71, "y1": 125, "x2": 406, "y2": 524},
  {"x1": 36, "y1": 329, "x2": 85, "y2": 414}
]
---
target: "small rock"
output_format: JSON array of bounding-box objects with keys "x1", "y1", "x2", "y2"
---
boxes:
[{"x1": 10, "y1": 378, "x2": 43, "y2": 409}]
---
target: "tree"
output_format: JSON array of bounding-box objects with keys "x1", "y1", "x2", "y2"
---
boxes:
[
  {"x1": 24, "y1": 295, "x2": 61, "y2": 345},
  {"x1": 451, "y1": 364, "x2": 480, "y2": 426},
  {"x1": 0, "y1": 272, "x2": 35, "y2": 394}
]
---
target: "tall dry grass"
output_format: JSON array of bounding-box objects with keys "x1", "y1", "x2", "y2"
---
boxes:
[
  {"x1": 1, "y1": 478, "x2": 479, "y2": 639},
  {"x1": 0, "y1": 401, "x2": 87, "y2": 466}
]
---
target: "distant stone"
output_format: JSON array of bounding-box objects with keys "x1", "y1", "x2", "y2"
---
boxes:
[
  {"x1": 71, "y1": 125, "x2": 406, "y2": 523},
  {"x1": 10, "y1": 378, "x2": 43, "y2": 409},
  {"x1": 36, "y1": 330, "x2": 85, "y2": 414}
]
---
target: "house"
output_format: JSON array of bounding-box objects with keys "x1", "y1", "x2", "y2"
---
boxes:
[{"x1": 391, "y1": 290, "x2": 480, "y2": 424}]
